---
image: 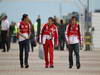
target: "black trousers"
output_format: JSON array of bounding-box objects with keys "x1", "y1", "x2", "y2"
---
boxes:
[
  {"x1": 1, "y1": 31, "x2": 10, "y2": 51},
  {"x1": 68, "y1": 43, "x2": 80, "y2": 66},
  {"x1": 19, "y1": 39, "x2": 29, "y2": 66},
  {"x1": 59, "y1": 37, "x2": 65, "y2": 50}
]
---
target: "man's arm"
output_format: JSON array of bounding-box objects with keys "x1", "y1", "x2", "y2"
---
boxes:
[
  {"x1": 54, "y1": 26, "x2": 58, "y2": 46},
  {"x1": 40, "y1": 24, "x2": 45, "y2": 44},
  {"x1": 78, "y1": 25, "x2": 81, "y2": 44},
  {"x1": 65, "y1": 24, "x2": 69, "y2": 44},
  {"x1": 7, "y1": 21, "x2": 10, "y2": 37}
]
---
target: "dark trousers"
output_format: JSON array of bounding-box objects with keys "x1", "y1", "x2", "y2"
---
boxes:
[
  {"x1": 12, "y1": 36, "x2": 17, "y2": 43},
  {"x1": 59, "y1": 37, "x2": 65, "y2": 50},
  {"x1": 68, "y1": 43, "x2": 80, "y2": 67},
  {"x1": 30, "y1": 39, "x2": 35, "y2": 52},
  {"x1": 1, "y1": 31, "x2": 10, "y2": 51},
  {"x1": 19, "y1": 39, "x2": 29, "y2": 66}
]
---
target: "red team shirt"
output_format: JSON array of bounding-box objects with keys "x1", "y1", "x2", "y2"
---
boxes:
[
  {"x1": 17, "y1": 21, "x2": 30, "y2": 41},
  {"x1": 65, "y1": 24, "x2": 81, "y2": 44},
  {"x1": 41, "y1": 23, "x2": 58, "y2": 46}
]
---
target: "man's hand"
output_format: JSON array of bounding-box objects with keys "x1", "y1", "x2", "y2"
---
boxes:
[{"x1": 54, "y1": 44, "x2": 58, "y2": 48}]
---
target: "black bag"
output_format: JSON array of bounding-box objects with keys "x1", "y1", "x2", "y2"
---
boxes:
[{"x1": 30, "y1": 38, "x2": 37, "y2": 47}]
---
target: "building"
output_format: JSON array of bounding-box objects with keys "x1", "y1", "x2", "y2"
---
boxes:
[{"x1": 92, "y1": 12, "x2": 100, "y2": 48}]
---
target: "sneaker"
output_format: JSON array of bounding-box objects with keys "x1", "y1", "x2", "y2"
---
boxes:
[
  {"x1": 25, "y1": 65, "x2": 29, "y2": 68},
  {"x1": 20, "y1": 65, "x2": 24, "y2": 68},
  {"x1": 2, "y1": 50, "x2": 6, "y2": 52},
  {"x1": 45, "y1": 66, "x2": 48, "y2": 68},
  {"x1": 50, "y1": 66, "x2": 54, "y2": 68},
  {"x1": 69, "y1": 65, "x2": 73, "y2": 69},
  {"x1": 77, "y1": 65, "x2": 80, "y2": 69}
]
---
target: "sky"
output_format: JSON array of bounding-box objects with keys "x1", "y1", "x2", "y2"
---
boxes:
[{"x1": 0, "y1": 0, "x2": 100, "y2": 24}]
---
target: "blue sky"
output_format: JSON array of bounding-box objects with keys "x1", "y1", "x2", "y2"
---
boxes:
[{"x1": 0, "y1": 0, "x2": 100, "y2": 24}]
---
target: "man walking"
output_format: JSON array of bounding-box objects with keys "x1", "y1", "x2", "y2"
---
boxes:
[
  {"x1": 17, "y1": 14, "x2": 31, "y2": 68},
  {"x1": 65, "y1": 16, "x2": 81, "y2": 69},
  {"x1": 0, "y1": 13, "x2": 10, "y2": 52},
  {"x1": 41, "y1": 17, "x2": 58, "y2": 68}
]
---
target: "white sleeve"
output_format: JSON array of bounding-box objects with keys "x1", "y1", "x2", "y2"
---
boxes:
[
  {"x1": 65, "y1": 25, "x2": 69, "y2": 41},
  {"x1": 6, "y1": 20, "x2": 10, "y2": 29},
  {"x1": 17, "y1": 22, "x2": 20, "y2": 28}
]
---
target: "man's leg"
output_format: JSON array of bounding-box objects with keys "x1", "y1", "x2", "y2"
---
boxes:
[
  {"x1": 73, "y1": 43, "x2": 80, "y2": 69},
  {"x1": 60, "y1": 40, "x2": 63, "y2": 50},
  {"x1": 49, "y1": 40, "x2": 54, "y2": 68},
  {"x1": 24, "y1": 40, "x2": 29, "y2": 68},
  {"x1": 43, "y1": 40, "x2": 49, "y2": 68},
  {"x1": 1, "y1": 31, "x2": 7, "y2": 52},
  {"x1": 68, "y1": 44, "x2": 74, "y2": 68},
  {"x1": 6, "y1": 36, "x2": 11, "y2": 52},
  {"x1": 62, "y1": 38, "x2": 65, "y2": 50},
  {"x1": 19, "y1": 41, "x2": 24, "y2": 68},
  {"x1": 59, "y1": 38, "x2": 62, "y2": 50},
  {"x1": 31, "y1": 43, "x2": 34, "y2": 52}
]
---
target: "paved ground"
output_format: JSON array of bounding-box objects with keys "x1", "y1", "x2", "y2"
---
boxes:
[{"x1": 0, "y1": 43, "x2": 100, "y2": 75}]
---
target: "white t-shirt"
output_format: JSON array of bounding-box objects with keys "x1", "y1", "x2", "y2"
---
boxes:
[{"x1": 1, "y1": 19, "x2": 10, "y2": 31}]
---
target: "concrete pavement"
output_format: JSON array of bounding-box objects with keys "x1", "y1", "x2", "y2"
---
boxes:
[{"x1": 0, "y1": 43, "x2": 100, "y2": 75}]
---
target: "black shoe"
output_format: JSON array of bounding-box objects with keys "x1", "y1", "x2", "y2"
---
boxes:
[
  {"x1": 2, "y1": 50, "x2": 6, "y2": 52},
  {"x1": 69, "y1": 65, "x2": 73, "y2": 69},
  {"x1": 7, "y1": 47, "x2": 10, "y2": 52},
  {"x1": 45, "y1": 66, "x2": 48, "y2": 68},
  {"x1": 20, "y1": 65, "x2": 24, "y2": 68},
  {"x1": 25, "y1": 65, "x2": 29, "y2": 68},
  {"x1": 50, "y1": 66, "x2": 54, "y2": 68},
  {"x1": 77, "y1": 65, "x2": 80, "y2": 69},
  {"x1": 60, "y1": 48, "x2": 64, "y2": 51},
  {"x1": 7, "y1": 50, "x2": 10, "y2": 52}
]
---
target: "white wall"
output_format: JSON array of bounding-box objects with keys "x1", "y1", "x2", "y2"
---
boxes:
[{"x1": 92, "y1": 13, "x2": 100, "y2": 48}]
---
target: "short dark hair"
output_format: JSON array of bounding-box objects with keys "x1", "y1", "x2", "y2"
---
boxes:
[
  {"x1": 21, "y1": 14, "x2": 28, "y2": 21},
  {"x1": 71, "y1": 16, "x2": 77, "y2": 21},
  {"x1": 4, "y1": 16, "x2": 7, "y2": 19},
  {"x1": 60, "y1": 19, "x2": 63, "y2": 24},
  {"x1": 48, "y1": 17, "x2": 54, "y2": 21}
]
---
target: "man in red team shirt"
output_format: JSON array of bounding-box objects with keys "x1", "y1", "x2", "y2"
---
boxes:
[
  {"x1": 65, "y1": 16, "x2": 81, "y2": 69},
  {"x1": 17, "y1": 14, "x2": 31, "y2": 68},
  {"x1": 41, "y1": 17, "x2": 58, "y2": 68}
]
